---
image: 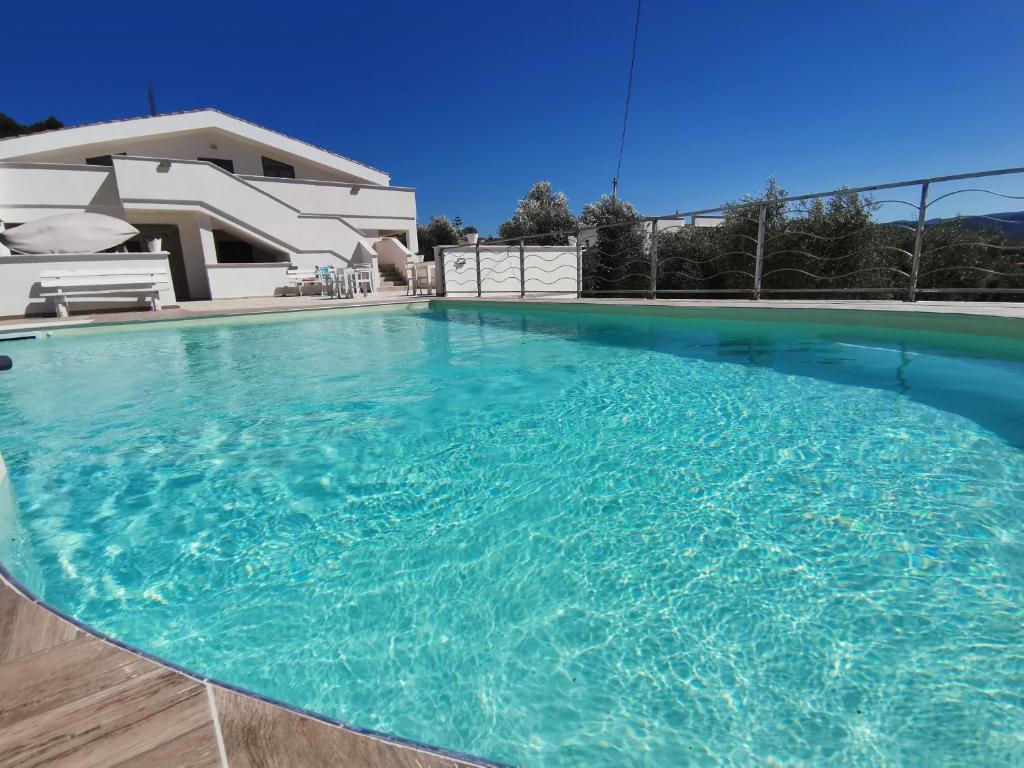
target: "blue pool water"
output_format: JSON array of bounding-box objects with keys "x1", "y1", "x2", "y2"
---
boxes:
[{"x1": 1, "y1": 304, "x2": 1023, "y2": 766}]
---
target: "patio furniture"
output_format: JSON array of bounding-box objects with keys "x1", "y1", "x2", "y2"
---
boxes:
[
  {"x1": 405, "y1": 258, "x2": 418, "y2": 296},
  {"x1": 405, "y1": 258, "x2": 435, "y2": 295},
  {"x1": 349, "y1": 265, "x2": 374, "y2": 297},
  {"x1": 39, "y1": 268, "x2": 170, "y2": 317},
  {"x1": 285, "y1": 267, "x2": 328, "y2": 296},
  {"x1": 318, "y1": 266, "x2": 333, "y2": 296},
  {"x1": 417, "y1": 262, "x2": 436, "y2": 295}
]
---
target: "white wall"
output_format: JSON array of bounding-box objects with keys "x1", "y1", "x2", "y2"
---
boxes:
[
  {"x1": 0, "y1": 252, "x2": 175, "y2": 318},
  {"x1": 206, "y1": 263, "x2": 294, "y2": 299},
  {"x1": 0, "y1": 163, "x2": 124, "y2": 221},
  {"x1": 247, "y1": 177, "x2": 417, "y2": 253},
  {"x1": 244, "y1": 176, "x2": 416, "y2": 220},
  {"x1": 437, "y1": 245, "x2": 578, "y2": 297}
]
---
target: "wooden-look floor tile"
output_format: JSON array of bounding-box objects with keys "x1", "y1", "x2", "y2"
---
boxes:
[
  {"x1": 214, "y1": 685, "x2": 482, "y2": 768},
  {"x1": 0, "y1": 634, "x2": 159, "y2": 729},
  {"x1": 110, "y1": 721, "x2": 223, "y2": 768},
  {"x1": 0, "y1": 667, "x2": 210, "y2": 768},
  {"x1": 0, "y1": 580, "x2": 81, "y2": 663}
]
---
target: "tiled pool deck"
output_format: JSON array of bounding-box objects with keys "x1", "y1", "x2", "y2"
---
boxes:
[{"x1": 1, "y1": 296, "x2": 1022, "y2": 766}]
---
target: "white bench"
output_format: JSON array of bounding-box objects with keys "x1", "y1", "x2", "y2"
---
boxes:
[
  {"x1": 285, "y1": 267, "x2": 328, "y2": 296},
  {"x1": 40, "y1": 268, "x2": 170, "y2": 318}
]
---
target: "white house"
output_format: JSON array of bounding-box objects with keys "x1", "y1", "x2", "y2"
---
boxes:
[{"x1": 0, "y1": 109, "x2": 419, "y2": 315}]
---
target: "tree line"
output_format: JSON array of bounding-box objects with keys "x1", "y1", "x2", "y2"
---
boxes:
[{"x1": 417, "y1": 181, "x2": 635, "y2": 255}]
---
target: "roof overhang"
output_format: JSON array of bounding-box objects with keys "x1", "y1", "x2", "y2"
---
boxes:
[{"x1": 0, "y1": 109, "x2": 390, "y2": 186}]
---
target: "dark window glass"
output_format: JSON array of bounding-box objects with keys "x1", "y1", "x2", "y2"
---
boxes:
[
  {"x1": 198, "y1": 157, "x2": 235, "y2": 173},
  {"x1": 215, "y1": 239, "x2": 256, "y2": 264},
  {"x1": 85, "y1": 152, "x2": 126, "y2": 166},
  {"x1": 261, "y1": 156, "x2": 295, "y2": 179}
]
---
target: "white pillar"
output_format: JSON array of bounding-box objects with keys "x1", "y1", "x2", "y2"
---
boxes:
[
  {"x1": 197, "y1": 215, "x2": 218, "y2": 265},
  {"x1": 177, "y1": 214, "x2": 215, "y2": 300}
]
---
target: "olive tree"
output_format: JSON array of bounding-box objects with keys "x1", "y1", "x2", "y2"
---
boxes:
[
  {"x1": 579, "y1": 194, "x2": 648, "y2": 295},
  {"x1": 416, "y1": 216, "x2": 464, "y2": 260},
  {"x1": 497, "y1": 182, "x2": 578, "y2": 245}
]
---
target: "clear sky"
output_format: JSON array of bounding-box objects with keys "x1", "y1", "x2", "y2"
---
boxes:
[{"x1": 6, "y1": 0, "x2": 1024, "y2": 233}]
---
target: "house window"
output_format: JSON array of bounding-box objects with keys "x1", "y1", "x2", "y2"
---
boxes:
[
  {"x1": 198, "y1": 157, "x2": 235, "y2": 173},
  {"x1": 261, "y1": 156, "x2": 295, "y2": 179},
  {"x1": 215, "y1": 239, "x2": 257, "y2": 263},
  {"x1": 213, "y1": 231, "x2": 287, "y2": 264},
  {"x1": 85, "y1": 152, "x2": 127, "y2": 166}
]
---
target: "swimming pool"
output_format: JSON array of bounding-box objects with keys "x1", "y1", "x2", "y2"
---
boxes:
[{"x1": 1, "y1": 303, "x2": 1022, "y2": 766}]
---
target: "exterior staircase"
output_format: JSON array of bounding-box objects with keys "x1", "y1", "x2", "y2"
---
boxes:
[
  {"x1": 112, "y1": 156, "x2": 373, "y2": 266},
  {"x1": 377, "y1": 264, "x2": 409, "y2": 294}
]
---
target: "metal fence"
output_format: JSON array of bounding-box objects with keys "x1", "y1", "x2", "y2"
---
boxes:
[{"x1": 437, "y1": 166, "x2": 1024, "y2": 301}]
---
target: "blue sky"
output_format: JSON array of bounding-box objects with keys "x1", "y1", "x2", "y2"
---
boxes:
[{"x1": 6, "y1": 0, "x2": 1024, "y2": 233}]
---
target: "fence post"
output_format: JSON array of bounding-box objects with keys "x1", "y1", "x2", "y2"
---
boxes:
[
  {"x1": 908, "y1": 181, "x2": 929, "y2": 302},
  {"x1": 435, "y1": 247, "x2": 446, "y2": 296},
  {"x1": 519, "y1": 238, "x2": 526, "y2": 298},
  {"x1": 752, "y1": 203, "x2": 767, "y2": 300},
  {"x1": 575, "y1": 231, "x2": 583, "y2": 299},
  {"x1": 649, "y1": 219, "x2": 659, "y2": 300},
  {"x1": 475, "y1": 240, "x2": 482, "y2": 297}
]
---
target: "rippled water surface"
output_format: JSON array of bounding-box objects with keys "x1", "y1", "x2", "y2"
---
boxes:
[{"x1": 1, "y1": 305, "x2": 1023, "y2": 766}]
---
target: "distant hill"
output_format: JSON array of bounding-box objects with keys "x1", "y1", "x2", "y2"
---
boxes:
[
  {"x1": 893, "y1": 211, "x2": 1024, "y2": 243},
  {"x1": 937, "y1": 211, "x2": 1024, "y2": 242}
]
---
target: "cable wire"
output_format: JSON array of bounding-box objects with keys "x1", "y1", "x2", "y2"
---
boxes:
[{"x1": 613, "y1": 0, "x2": 643, "y2": 198}]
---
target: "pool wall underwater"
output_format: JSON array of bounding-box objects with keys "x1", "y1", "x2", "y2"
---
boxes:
[{"x1": 431, "y1": 298, "x2": 1024, "y2": 340}]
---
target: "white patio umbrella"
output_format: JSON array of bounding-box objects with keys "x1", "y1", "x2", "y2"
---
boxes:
[{"x1": 0, "y1": 212, "x2": 139, "y2": 255}]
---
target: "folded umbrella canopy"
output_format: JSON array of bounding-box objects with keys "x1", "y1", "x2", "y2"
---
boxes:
[{"x1": 0, "y1": 212, "x2": 139, "y2": 254}]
